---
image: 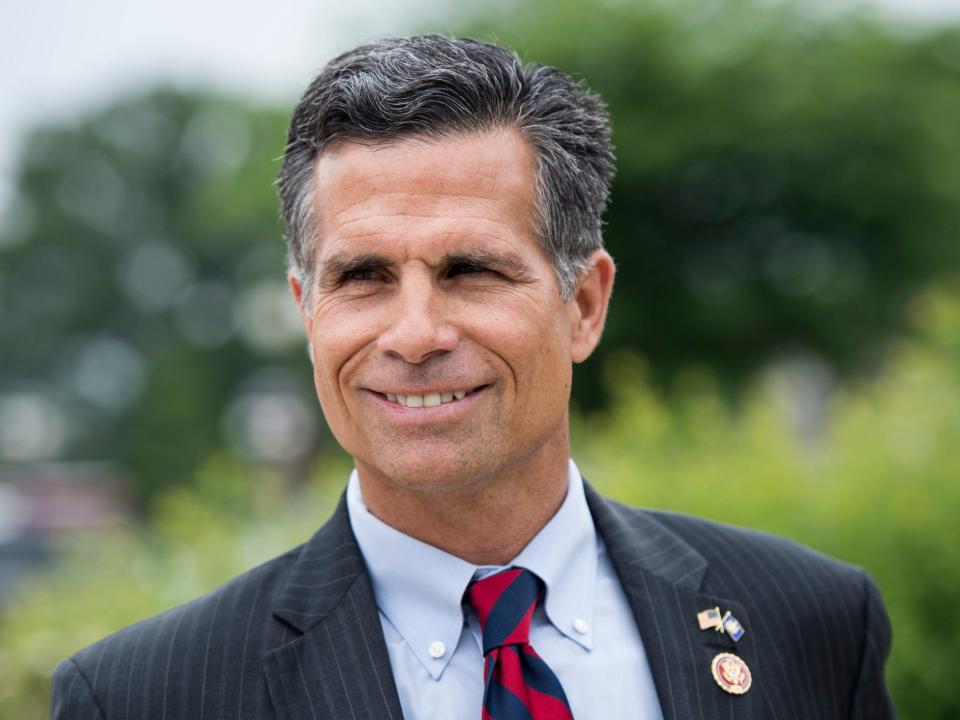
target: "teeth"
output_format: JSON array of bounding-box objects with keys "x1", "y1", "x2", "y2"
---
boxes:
[{"x1": 388, "y1": 390, "x2": 474, "y2": 407}]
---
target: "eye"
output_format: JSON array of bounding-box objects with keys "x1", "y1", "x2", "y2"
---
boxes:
[
  {"x1": 447, "y1": 261, "x2": 493, "y2": 278},
  {"x1": 341, "y1": 267, "x2": 389, "y2": 284},
  {"x1": 344, "y1": 269, "x2": 376, "y2": 281}
]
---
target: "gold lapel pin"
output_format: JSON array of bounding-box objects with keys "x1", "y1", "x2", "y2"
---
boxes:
[{"x1": 710, "y1": 652, "x2": 752, "y2": 695}]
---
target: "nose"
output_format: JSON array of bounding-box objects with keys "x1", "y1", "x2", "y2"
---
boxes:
[{"x1": 376, "y1": 274, "x2": 459, "y2": 364}]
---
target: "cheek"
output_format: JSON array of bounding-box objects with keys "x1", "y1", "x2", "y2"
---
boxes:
[
  {"x1": 510, "y1": 345, "x2": 572, "y2": 440},
  {"x1": 488, "y1": 308, "x2": 572, "y2": 404},
  {"x1": 307, "y1": 342, "x2": 341, "y2": 420},
  {"x1": 308, "y1": 312, "x2": 374, "y2": 403},
  {"x1": 526, "y1": 342, "x2": 573, "y2": 406}
]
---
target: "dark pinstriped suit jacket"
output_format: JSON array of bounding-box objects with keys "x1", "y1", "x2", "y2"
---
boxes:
[{"x1": 51, "y1": 484, "x2": 895, "y2": 719}]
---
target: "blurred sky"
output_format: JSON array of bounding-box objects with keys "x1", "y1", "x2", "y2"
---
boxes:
[
  {"x1": 0, "y1": 0, "x2": 958, "y2": 214},
  {"x1": 0, "y1": 0, "x2": 458, "y2": 211}
]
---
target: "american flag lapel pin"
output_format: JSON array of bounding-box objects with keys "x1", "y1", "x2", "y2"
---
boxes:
[
  {"x1": 697, "y1": 607, "x2": 746, "y2": 641},
  {"x1": 697, "y1": 606, "x2": 722, "y2": 631}
]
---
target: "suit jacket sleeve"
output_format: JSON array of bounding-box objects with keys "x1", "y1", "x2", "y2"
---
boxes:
[
  {"x1": 50, "y1": 658, "x2": 107, "y2": 720},
  {"x1": 850, "y1": 570, "x2": 896, "y2": 719}
]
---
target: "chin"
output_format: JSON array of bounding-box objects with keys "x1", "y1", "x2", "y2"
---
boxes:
[{"x1": 363, "y1": 448, "x2": 505, "y2": 494}]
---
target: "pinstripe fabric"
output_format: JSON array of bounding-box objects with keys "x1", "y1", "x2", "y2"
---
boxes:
[
  {"x1": 51, "y1": 497, "x2": 404, "y2": 720},
  {"x1": 51, "y1": 485, "x2": 895, "y2": 719},
  {"x1": 584, "y1": 484, "x2": 895, "y2": 720}
]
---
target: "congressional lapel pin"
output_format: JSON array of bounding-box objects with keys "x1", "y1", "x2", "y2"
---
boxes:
[{"x1": 710, "y1": 652, "x2": 752, "y2": 695}]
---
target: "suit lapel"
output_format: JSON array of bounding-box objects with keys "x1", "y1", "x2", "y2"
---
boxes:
[
  {"x1": 262, "y1": 496, "x2": 404, "y2": 720},
  {"x1": 586, "y1": 485, "x2": 765, "y2": 720},
  {"x1": 260, "y1": 483, "x2": 769, "y2": 720}
]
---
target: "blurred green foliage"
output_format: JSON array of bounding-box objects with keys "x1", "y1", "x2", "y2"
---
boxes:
[
  {"x1": 460, "y1": 0, "x2": 960, "y2": 405},
  {"x1": 2, "y1": 2, "x2": 960, "y2": 717},
  {"x1": 0, "y1": 451, "x2": 351, "y2": 719},
  {"x1": 576, "y1": 285, "x2": 960, "y2": 719},
  {"x1": 0, "y1": 91, "x2": 327, "y2": 502},
  {"x1": 3, "y1": 286, "x2": 959, "y2": 718},
  {"x1": 3, "y1": 0, "x2": 960, "y2": 502}
]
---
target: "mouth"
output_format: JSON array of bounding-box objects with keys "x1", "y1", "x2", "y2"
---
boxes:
[{"x1": 375, "y1": 385, "x2": 488, "y2": 409}]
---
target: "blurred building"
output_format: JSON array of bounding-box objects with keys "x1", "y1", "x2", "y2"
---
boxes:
[{"x1": 0, "y1": 462, "x2": 133, "y2": 609}]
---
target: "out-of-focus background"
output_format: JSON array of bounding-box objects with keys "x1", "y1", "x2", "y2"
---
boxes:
[{"x1": 2, "y1": 0, "x2": 959, "y2": 716}]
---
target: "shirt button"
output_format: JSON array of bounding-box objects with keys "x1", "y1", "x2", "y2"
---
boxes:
[
  {"x1": 573, "y1": 618, "x2": 590, "y2": 635},
  {"x1": 429, "y1": 641, "x2": 446, "y2": 659}
]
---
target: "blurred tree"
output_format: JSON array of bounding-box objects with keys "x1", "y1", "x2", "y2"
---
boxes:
[
  {"x1": 0, "y1": 90, "x2": 326, "y2": 503},
  {"x1": 3, "y1": 287, "x2": 959, "y2": 718},
  {"x1": 573, "y1": 284, "x2": 960, "y2": 719},
  {"x1": 459, "y1": 0, "x2": 960, "y2": 406},
  {"x1": 3, "y1": 0, "x2": 960, "y2": 500}
]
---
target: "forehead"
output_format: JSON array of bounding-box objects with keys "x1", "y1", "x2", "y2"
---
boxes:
[{"x1": 309, "y1": 129, "x2": 540, "y2": 261}]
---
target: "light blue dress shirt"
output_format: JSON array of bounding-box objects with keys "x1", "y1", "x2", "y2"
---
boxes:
[{"x1": 346, "y1": 460, "x2": 664, "y2": 720}]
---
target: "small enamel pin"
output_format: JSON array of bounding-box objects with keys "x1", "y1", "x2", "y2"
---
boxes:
[
  {"x1": 697, "y1": 607, "x2": 722, "y2": 630},
  {"x1": 697, "y1": 606, "x2": 745, "y2": 641},
  {"x1": 711, "y1": 652, "x2": 752, "y2": 695},
  {"x1": 720, "y1": 611, "x2": 745, "y2": 641}
]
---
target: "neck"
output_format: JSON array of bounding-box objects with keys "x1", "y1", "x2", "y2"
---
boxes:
[{"x1": 355, "y1": 431, "x2": 571, "y2": 565}]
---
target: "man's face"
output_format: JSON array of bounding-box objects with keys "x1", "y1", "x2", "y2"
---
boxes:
[{"x1": 291, "y1": 129, "x2": 596, "y2": 492}]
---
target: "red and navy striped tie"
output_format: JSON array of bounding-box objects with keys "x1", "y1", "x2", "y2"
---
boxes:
[{"x1": 467, "y1": 568, "x2": 574, "y2": 720}]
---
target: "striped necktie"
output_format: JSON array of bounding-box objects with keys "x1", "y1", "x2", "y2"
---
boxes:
[{"x1": 467, "y1": 567, "x2": 575, "y2": 720}]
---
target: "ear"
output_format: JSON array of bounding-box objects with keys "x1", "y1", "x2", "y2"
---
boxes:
[
  {"x1": 288, "y1": 272, "x2": 314, "y2": 337},
  {"x1": 569, "y1": 250, "x2": 615, "y2": 363}
]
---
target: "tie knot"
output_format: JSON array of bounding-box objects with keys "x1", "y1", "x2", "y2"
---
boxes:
[{"x1": 467, "y1": 567, "x2": 543, "y2": 655}]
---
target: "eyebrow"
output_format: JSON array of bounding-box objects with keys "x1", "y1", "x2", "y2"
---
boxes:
[
  {"x1": 320, "y1": 253, "x2": 395, "y2": 285},
  {"x1": 441, "y1": 250, "x2": 534, "y2": 278},
  {"x1": 319, "y1": 249, "x2": 535, "y2": 285}
]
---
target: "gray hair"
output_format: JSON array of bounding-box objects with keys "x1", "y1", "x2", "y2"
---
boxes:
[{"x1": 277, "y1": 35, "x2": 615, "y2": 305}]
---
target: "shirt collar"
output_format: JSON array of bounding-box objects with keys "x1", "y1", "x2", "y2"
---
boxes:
[
  {"x1": 346, "y1": 459, "x2": 598, "y2": 679},
  {"x1": 509, "y1": 460, "x2": 597, "y2": 651}
]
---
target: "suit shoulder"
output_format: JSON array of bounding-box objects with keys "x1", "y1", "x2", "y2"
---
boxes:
[
  {"x1": 662, "y1": 508, "x2": 862, "y2": 572},
  {"x1": 608, "y1": 501, "x2": 890, "y2": 668},
  {"x1": 66, "y1": 541, "x2": 303, "y2": 675},
  {"x1": 607, "y1": 498, "x2": 875, "y2": 598}
]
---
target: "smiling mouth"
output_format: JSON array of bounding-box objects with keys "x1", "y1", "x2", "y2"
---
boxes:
[{"x1": 379, "y1": 386, "x2": 487, "y2": 408}]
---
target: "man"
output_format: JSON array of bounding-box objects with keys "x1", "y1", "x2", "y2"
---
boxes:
[{"x1": 51, "y1": 36, "x2": 895, "y2": 719}]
